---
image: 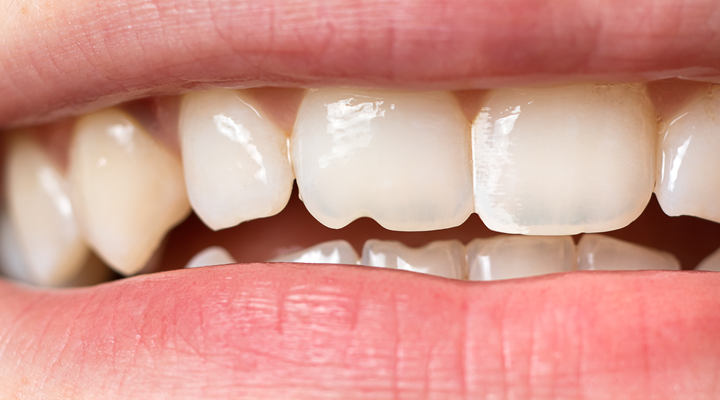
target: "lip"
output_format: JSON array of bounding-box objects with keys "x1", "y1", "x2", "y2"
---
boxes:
[
  {"x1": 2, "y1": 0, "x2": 720, "y2": 397},
  {"x1": 3, "y1": 0, "x2": 720, "y2": 128}
]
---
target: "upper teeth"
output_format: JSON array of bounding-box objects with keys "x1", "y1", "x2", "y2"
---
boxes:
[{"x1": 2, "y1": 82, "x2": 717, "y2": 284}]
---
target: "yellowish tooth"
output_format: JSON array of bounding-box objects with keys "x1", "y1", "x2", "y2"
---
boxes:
[
  {"x1": 179, "y1": 90, "x2": 295, "y2": 230},
  {"x1": 361, "y1": 239, "x2": 466, "y2": 279},
  {"x1": 184, "y1": 246, "x2": 237, "y2": 269},
  {"x1": 271, "y1": 240, "x2": 359, "y2": 264},
  {"x1": 473, "y1": 83, "x2": 656, "y2": 235},
  {"x1": 576, "y1": 234, "x2": 680, "y2": 271},
  {"x1": 655, "y1": 87, "x2": 720, "y2": 223},
  {"x1": 6, "y1": 137, "x2": 89, "y2": 286},
  {"x1": 466, "y1": 235, "x2": 575, "y2": 280},
  {"x1": 292, "y1": 89, "x2": 473, "y2": 231},
  {"x1": 69, "y1": 109, "x2": 191, "y2": 276},
  {"x1": 0, "y1": 212, "x2": 32, "y2": 283}
]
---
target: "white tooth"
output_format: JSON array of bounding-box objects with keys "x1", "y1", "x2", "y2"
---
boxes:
[
  {"x1": 69, "y1": 108, "x2": 191, "y2": 276},
  {"x1": 466, "y1": 235, "x2": 575, "y2": 280},
  {"x1": 577, "y1": 234, "x2": 680, "y2": 271},
  {"x1": 6, "y1": 137, "x2": 90, "y2": 286},
  {"x1": 292, "y1": 88, "x2": 473, "y2": 231},
  {"x1": 472, "y1": 83, "x2": 656, "y2": 235},
  {"x1": 271, "y1": 240, "x2": 359, "y2": 264},
  {"x1": 655, "y1": 87, "x2": 720, "y2": 223},
  {"x1": 360, "y1": 239, "x2": 466, "y2": 279},
  {"x1": 696, "y1": 246, "x2": 720, "y2": 271},
  {"x1": 0, "y1": 212, "x2": 32, "y2": 283},
  {"x1": 184, "y1": 246, "x2": 237, "y2": 269},
  {"x1": 179, "y1": 89, "x2": 295, "y2": 230}
]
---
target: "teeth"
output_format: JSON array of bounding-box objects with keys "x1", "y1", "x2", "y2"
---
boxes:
[
  {"x1": 466, "y1": 235, "x2": 575, "y2": 280},
  {"x1": 5, "y1": 137, "x2": 90, "y2": 286},
  {"x1": 68, "y1": 108, "x2": 191, "y2": 276},
  {"x1": 271, "y1": 240, "x2": 359, "y2": 264},
  {"x1": 292, "y1": 88, "x2": 473, "y2": 231},
  {"x1": 185, "y1": 246, "x2": 237, "y2": 268},
  {"x1": 576, "y1": 234, "x2": 680, "y2": 271},
  {"x1": 0, "y1": 211, "x2": 32, "y2": 283},
  {"x1": 360, "y1": 239, "x2": 466, "y2": 279},
  {"x1": 179, "y1": 89, "x2": 295, "y2": 230},
  {"x1": 655, "y1": 87, "x2": 720, "y2": 223},
  {"x1": 472, "y1": 83, "x2": 656, "y2": 235},
  {"x1": 696, "y1": 246, "x2": 720, "y2": 271}
]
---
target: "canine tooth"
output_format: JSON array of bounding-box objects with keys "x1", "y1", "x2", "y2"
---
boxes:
[
  {"x1": 292, "y1": 89, "x2": 473, "y2": 231},
  {"x1": 577, "y1": 234, "x2": 680, "y2": 271},
  {"x1": 6, "y1": 137, "x2": 90, "y2": 286},
  {"x1": 473, "y1": 83, "x2": 656, "y2": 235},
  {"x1": 0, "y1": 212, "x2": 32, "y2": 283},
  {"x1": 271, "y1": 240, "x2": 359, "y2": 264},
  {"x1": 696, "y1": 247, "x2": 720, "y2": 271},
  {"x1": 69, "y1": 108, "x2": 191, "y2": 276},
  {"x1": 360, "y1": 239, "x2": 466, "y2": 279},
  {"x1": 466, "y1": 235, "x2": 575, "y2": 280},
  {"x1": 179, "y1": 89, "x2": 295, "y2": 230},
  {"x1": 185, "y1": 246, "x2": 237, "y2": 269},
  {"x1": 655, "y1": 87, "x2": 720, "y2": 223}
]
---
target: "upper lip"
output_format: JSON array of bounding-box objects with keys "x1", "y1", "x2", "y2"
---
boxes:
[{"x1": 2, "y1": 0, "x2": 720, "y2": 128}]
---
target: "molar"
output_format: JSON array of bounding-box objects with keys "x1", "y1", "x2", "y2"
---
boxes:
[
  {"x1": 576, "y1": 234, "x2": 680, "y2": 271},
  {"x1": 291, "y1": 88, "x2": 473, "y2": 231},
  {"x1": 360, "y1": 239, "x2": 466, "y2": 279},
  {"x1": 5, "y1": 137, "x2": 90, "y2": 286},
  {"x1": 179, "y1": 89, "x2": 295, "y2": 230},
  {"x1": 68, "y1": 108, "x2": 191, "y2": 276},
  {"x1": 655, "y1": 86, "x2": 720, "y2": 223},
  {"x1": 472, "y1": 83, "x2": 657, "y2": 235},
  {"x1": 466, "y1": 235, "x2": 575, "y2": 280}
]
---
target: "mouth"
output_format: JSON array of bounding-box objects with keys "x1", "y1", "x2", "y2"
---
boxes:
[{"x1": 3, "y1": 0, "x2": 720, "y2": 398}]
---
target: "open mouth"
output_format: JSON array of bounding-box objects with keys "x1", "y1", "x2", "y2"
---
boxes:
[{"x1": 2, "y1": 0, "x2": 720, "y2": 398}]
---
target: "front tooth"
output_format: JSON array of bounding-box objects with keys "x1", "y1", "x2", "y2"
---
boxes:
[
  {"x1": 577, "y1": 234, "x2": 680, "y2": 271},
  {"x1": 466, "y1": 235, "x2": 575, "y2": 280},
  {"x1": 0, "y1": 212, "x2": 32, "y2": 283},
  {"x1": 472, "y1": 83, "x2": 656, "y2": 235},
  {"x1": 292, "y1": 88, "x2": 473, "y2": 231},
  {"x1": 5, "y1": 137, "x2": 90, "y2": 286},
  {"x1": 655, "y1": 87, "x2": 720, "y2": 223},
  {"x1": 360, "y1": 239, "x2": 466, "y2": 279},
  {"x1": 696, "y1": 246, "x2": 720, "y2": 271},
  {"x1": 69, "y1": 108, "x2": 191, "y2": 276},
  {"x1": 271, "y1": 240, "x2": 359, "y2": 264},
  {"x1": 179, "y1": 89, "x2": 295, "y2": 230},
  {"x1": 185, "y1": 246, "x2": 237, "y2": 269}
]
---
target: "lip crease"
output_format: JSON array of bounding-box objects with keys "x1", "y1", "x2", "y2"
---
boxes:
[{"x1": 2, "y1": 0, "x2": 720, "y2": 397}]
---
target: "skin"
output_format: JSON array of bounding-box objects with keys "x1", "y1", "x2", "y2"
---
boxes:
[{"x1": 1, "y1": 0, "x2": 720, "y2": 398}]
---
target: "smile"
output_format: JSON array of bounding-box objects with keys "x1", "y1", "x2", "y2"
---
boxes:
[{"x1": 2, "y1": 0, "x2": 720, "y2": 398}]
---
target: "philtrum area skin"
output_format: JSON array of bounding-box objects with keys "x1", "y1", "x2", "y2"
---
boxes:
[{"x1": 2, "y1": 0, "x2": 720, "y2": 398}]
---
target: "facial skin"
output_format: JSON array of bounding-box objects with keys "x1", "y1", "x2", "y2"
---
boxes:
[{"x1": 1, "y1": 0, "x2": 720, "y2": 398}]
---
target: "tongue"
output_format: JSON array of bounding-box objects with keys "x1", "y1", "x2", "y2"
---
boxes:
[{"x1": 2, "y1": 264, "x2": 719, "y2": 398}]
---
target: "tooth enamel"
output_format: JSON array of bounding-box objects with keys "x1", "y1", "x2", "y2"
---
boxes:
[
  {"x1": 292, "y1": 89, "x2": 473, "y2": 231},
  {"x1": 271, "y1": 240, "x2": 359, "y2": 264},
  {"x1": 69, "y1": 108, "x2": 191, "y2": 276},
  {"x1": 466, "y1": 235, "x2": 575, "y2": 280},
  {"x1": 184, "y1": 246, "x2": 237, "y2": 268},
  {"x1": 472, "y1": 83, "x2": 656, "y2": 235},
  {"x1": 696, "y1": 247, "x2": 720, "y2": 271},
  {"x1": 577, "y1": 234, "x2": 680, "y2": 271},
  {"x1": 179, "y1": 89, "x2": 295, "y2": 230},
  {"x1": 655, "y1": 87, "x2": 720, "y2": 223},
  {"x1": 360, "y1": 239, "x2": 466, "y2": 279},
  {"x1": 0, "y1": 212, "x2": 32, "y2": 283},
  {"x1": 5, "y1": 137, "x2": 90, "y2": 286}
]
